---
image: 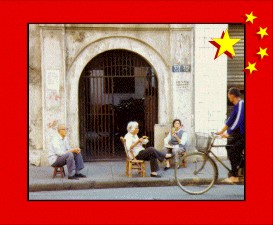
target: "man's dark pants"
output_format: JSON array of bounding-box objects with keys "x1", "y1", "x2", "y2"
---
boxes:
[
  {"x1": 136, "y1": 147, "x2": 166, "y2": 172},
  {"x1": 226, "y1": 130, "x2": 244, "y2": 177},
  {"x1": 51, "y1": 152, "x2": 85, "y2": 175}
]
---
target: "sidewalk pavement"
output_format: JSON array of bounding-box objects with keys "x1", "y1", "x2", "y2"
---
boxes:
[{"x1": 29, "y1": 160, "x2": 244, "y2": 192}]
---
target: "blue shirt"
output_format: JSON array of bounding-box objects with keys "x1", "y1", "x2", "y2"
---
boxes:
[{"x1": 226, "y1": 100, "x2": 244, "y2": 136}]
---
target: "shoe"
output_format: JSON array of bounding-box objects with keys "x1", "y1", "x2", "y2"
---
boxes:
[
  {"x1": 75, "y1": 173, "x2": 87, "y2": 178},
  {"x1": 68, "y1": 175, "x2": 79, "y2": 180},
  {"x1": 150, "y1": 174, "x2": 161, "y2": 178},
  {"x1": 222, "y1": 177, "x2": 240, "y2": 183},
  {"x1": 164, "y1": 167, "x2": 171, "y2": 171},
  {"x1": 181, "y1": 163, "x2": 187, "y2": 168}
]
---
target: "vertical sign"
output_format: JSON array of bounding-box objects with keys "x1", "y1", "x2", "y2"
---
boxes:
[{"x1": 46, "y1": 70, "x2": 60, "y2": 93}]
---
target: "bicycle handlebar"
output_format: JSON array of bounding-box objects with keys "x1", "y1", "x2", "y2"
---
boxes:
[{"x1": 210, "y1": 132, "x2": 221, "y2": 138}]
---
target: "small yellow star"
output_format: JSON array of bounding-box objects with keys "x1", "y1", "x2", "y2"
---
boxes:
[
  {"x1": 212, "y1": 29, "x2": 240, "y2": 58},
  {"x1": 256, "y1": 27, "x2": 268, "y2": 39},
  {"x1": 256, "y1": 47, "x2": 269, "y2": 59},
  {"x1": 245, "y1": 62, "x2": 257, "y2": 74},
  {"x1": 245, "y1": 12, "x2": 257, "y2": 24}
]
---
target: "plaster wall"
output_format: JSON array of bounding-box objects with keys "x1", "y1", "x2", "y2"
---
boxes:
[
  {"x1": 194, "y1": 24, "x2": 228, "y2": 157},
  {"x1": 29, "y1": 24, "x2": 229, "y2": 165}
]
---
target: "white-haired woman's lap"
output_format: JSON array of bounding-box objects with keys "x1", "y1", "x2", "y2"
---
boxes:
[{"x1": 124, "y1": 121, "x2": 173, "y2": 178}]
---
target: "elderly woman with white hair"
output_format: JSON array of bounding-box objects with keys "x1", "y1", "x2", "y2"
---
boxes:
[{"x1": 124, "y1": 121, "x2": 173, "y2": 178}]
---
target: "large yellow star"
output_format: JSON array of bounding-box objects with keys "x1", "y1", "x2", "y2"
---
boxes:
[
  {"x1": 245, "y1": 62, "x2": 257, "y2": 74},
  {"x1": 256, "y1": 27, "x2": 268, "y2": 39},
  {"x1": 212, "y1": 29, "x2": 240, "y2": 59},
  {"x1": 245, "y1": 12, "x2": 257, "y2": 24},
  {"x1": 256, "y1": 47, "x2": 269, "y2": 59}
]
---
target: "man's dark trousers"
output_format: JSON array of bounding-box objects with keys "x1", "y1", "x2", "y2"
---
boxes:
[
  {"x1": 226, "y1": 130, "x2": 244, "y2": 177},
  {"x1": 136, "y1": 147, "x2": 166, "y2": 172}
]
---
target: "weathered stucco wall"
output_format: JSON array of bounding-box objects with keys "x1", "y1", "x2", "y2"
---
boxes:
[
  {"x1": 64, "y1": 25, "x2": 172, "y2": 70},
  {"x1": 29, "y1": 24, "x2": 229, "y2": 165},
  {"x1": 170, "y1": 27, "x2": 194, "y2": 147},
  {"x1": 194, "y1": 24, "x2": 228, "y2": 157},
  {"x1": 29, "y1": 24, "x2": 43, "y2": 151},
  {"x1": 41, "y1": 26, "x2": 67, "y2": 156}
]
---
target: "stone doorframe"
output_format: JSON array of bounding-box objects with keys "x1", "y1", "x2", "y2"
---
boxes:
[{"x1": 66, "y1": 36, "x2": 171, "y2": 147}]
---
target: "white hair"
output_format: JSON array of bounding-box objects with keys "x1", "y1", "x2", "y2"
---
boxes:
[{"x1": 127, "y1": 121, "x2": 139, "y2": 133}]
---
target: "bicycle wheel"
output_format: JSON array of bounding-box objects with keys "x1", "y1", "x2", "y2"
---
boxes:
[{"x1": 175, "y1": 152, "x2": 218, "y2": 195}]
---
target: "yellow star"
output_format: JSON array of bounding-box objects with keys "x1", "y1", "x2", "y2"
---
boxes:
[
  {"x1": 245, "y1": 62, "x2": 257, "y2": 74},
  {"x1": 256, "y1": 47, "x2": 269, "y2": 59},
  {"x1": 245, "y1": 12, "x2": 257, "y2": 24},
  {"x1": 256, "y1": 27, "x2": 268, "y2": 39},
  {"x1": 212, "y1": 29, "x2": 240, "y2": 58}
]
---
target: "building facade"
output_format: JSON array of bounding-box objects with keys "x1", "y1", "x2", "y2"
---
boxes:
[{"x1": 29, "y1": 24, "x2": 243, "y2": 166}]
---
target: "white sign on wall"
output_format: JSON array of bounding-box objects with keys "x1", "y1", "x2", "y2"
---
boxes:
[
  {"x1": 173, "y1": 73, "x2": 191, "y2": 92},
  {"x1": 175, "y1": 80, "x2": 190, "y2": 90},
  {"x1": 46, "y1": 70, "x2": 60, "y2": 92}
]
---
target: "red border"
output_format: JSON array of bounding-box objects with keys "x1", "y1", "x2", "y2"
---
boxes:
[{"x1": 1, "y1": 0, "x2": 272, "y2": 224}]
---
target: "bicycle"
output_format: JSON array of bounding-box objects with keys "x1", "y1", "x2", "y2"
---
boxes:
[{"x1": 174, "y1": 132, "x2": 244, "y2": 195}]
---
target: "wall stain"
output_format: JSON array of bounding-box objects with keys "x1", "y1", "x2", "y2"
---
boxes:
[{"x1": 47, "y1": 120, "x2": 58, "y2": 129}]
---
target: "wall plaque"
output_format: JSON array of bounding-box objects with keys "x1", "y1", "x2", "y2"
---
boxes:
[
  {"x1": 46, "y1": 70, "x2": 60, "y2": 92},
  {"x1": 172, "y1": 65, "x2": 191, "y2": 73},
  {"x1": 175, "y1": 80, "x2": 190, "y2": 90}
]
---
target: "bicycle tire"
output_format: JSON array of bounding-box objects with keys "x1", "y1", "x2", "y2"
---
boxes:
[{"x1": 175, "y1": 152, "x2": 218, "y2": 195}]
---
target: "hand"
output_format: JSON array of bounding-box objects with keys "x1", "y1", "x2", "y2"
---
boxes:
[
  {"x1": 216, "y1": 131, "x2": 223, "y2": 135},
  {"x1": 220, "y1": 133, "x2": 229, "y2": 138},
  {"x1": 73, "y1": 148, "x2": 81, "y2": 154},
  {"x1": 138, "y1": 138, "x2": 144, "y2": 143},
  {"x1": 172, "y1": 133, "x2": 180, "y2": 141}
]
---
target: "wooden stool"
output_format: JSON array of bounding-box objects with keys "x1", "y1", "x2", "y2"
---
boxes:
[
  {"x1": 169, "y1": 152, "x2": 187, "y2": 168},
  {"x1": 126, "y1": 158, "x2": 146, "y2": 178},
  {"x1": 121, "y1": 137, "x2": 146, "y2": 178},
  {"x1": 52, "y1": 166, "x2": 65, "y2": 178}
]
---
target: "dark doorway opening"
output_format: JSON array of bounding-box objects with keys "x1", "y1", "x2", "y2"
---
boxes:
[{"x1": 79, "y1": 50, "x2": 158, "y2": 161}]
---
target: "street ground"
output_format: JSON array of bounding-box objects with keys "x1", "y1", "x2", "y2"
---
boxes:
[
  {"x1": 29, "y1": 160, "x2": 244, "y2": 192},
  {"x1": 29, "y1": 185, "x2": 244, "y2": 200}
]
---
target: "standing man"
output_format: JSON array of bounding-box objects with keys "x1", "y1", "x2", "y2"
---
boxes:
[
  {"x1": 48, "y1": 124, "x2": 86, "y2": 180},
  {"x1": 217, "y1": 87, "x2": 244, "y2": 183}
]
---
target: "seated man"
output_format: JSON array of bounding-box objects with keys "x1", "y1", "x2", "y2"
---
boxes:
[{"x1": 48, "y1": 124, "x2": 86, "y2": 180}]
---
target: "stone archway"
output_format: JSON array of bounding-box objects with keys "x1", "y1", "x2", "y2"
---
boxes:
[
  {"x1": 79, "y1": 49, "x2": 159, "y2": 160},
  {"x1": 66, "y1": 36, "x2": 171, "y2": 147}
]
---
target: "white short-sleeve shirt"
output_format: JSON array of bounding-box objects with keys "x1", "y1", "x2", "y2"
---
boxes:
[{"x1": 124, "y1": 132, "x2": 145, "y2": 159}]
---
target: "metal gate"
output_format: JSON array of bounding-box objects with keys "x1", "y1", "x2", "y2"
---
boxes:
[
  {"x1": 79, "y1": 50, "x2": 158, "y2": 161},
  {"x1": 227, "y1": 24, "x2": 244, "y2": 90}
]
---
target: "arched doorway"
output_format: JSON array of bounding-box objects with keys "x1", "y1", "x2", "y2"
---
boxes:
[{"x1": 79, "y1": 50, "x2": 158, "y2": 161}]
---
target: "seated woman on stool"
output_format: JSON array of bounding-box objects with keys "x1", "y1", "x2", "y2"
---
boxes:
[
  {"x1": 124, "y1": 121, "x2": 173, "y2": 178},
  {"x1": 163, "y1": 119, "x2": 188, "y2": 170}
]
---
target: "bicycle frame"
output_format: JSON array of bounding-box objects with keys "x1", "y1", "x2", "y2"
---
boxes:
[
  {"x1": 204, "y1": 135, "x2": 232, "y2": 172},
  {"x1": 175, "y1": 133, "x2": 244, "y2": 195}
]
